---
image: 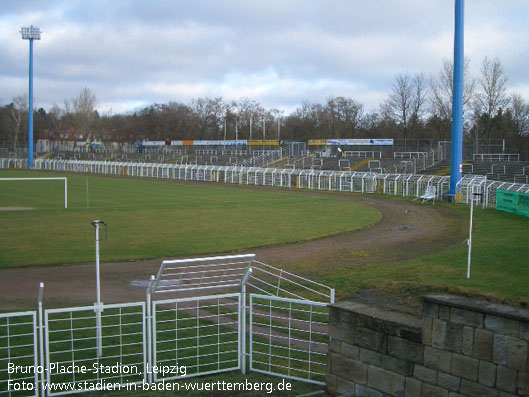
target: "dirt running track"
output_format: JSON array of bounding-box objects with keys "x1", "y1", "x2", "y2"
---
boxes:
[{"x1": 0, "y1": 194, "x2": 466, "y2": 310}]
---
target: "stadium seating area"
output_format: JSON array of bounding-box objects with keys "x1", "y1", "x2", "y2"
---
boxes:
[
  {"x1": 420, "y1": 159, "x2": 529, "y2": 183},
  {"x1": 2, "y1": 145, "x2": 525, "y2": 183}
]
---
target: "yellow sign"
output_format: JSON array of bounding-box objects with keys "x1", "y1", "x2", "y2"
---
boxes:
[
  {"x1": 308, "y1": 139, "x2": 328, "y2": 146},
  {"x1": 247, "y1": 140, "x2": 279, "y2": 146}
]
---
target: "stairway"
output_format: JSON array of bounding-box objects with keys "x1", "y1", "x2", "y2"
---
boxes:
[{"x1": 420, "y1": 161, "x2": 451, "y2": 176}]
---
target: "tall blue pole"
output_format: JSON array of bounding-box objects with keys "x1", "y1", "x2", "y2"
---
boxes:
[
  {"x1": 28, "y1": 38, "x2": 34, "y2": 168},
  {"x1": 449, "y1": 0, "x2": 464, "y2": 195}
]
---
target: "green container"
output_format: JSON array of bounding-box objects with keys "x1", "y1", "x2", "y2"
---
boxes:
[
  {"x1": 496, "y1": 189, "x2": 529, "y2": 218},
  {"x1": 518, "y1": 193, "x2": 529, "y2": 218}
]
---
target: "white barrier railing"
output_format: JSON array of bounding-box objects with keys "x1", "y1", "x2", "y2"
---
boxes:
[
  {"x1": 1, "y1": 158, "x2": 528, "y2": 209},
  {"x1": 473, "y1": 153, "x2": 520, "y2": 162},
  {"x1": 239, "y1": 150, "x2": 283, "y2": 168},
  {"x1": 394, "y1": 151, "x2": 428, "y2": 159},
  {"x1": 344, "y1": 151, "x2": 382, "y2": 159}
]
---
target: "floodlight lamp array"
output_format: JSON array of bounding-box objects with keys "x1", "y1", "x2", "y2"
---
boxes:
[{"x1": 20, "y1": 25, "x2": 41, "y2": 40}]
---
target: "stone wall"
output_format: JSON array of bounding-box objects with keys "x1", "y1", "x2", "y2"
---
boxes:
[{"x1": 327, "y1": 294, "x2": 529, "y2": 396}]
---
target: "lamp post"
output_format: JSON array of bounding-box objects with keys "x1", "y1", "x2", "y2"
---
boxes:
[{"x1": 20, "y1": 25, "x2": 41, "y2": 168}]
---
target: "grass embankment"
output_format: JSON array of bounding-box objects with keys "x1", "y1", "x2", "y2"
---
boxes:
[
  {"x1": 0, "y1": 170, "x2": 380, "y2": 267},
  {"x1": 322, "y1": 202, "x2": 529, "y2": 304}
]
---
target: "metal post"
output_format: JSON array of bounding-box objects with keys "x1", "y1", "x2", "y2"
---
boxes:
[
  {"x1": 240, "y1": 267, "x2": 252, "y2": 374},
  {"x1": 64, "y1": 178, "x2": 68, "y2": 209},
  {"x1": 467, "y1": 193, "x2": 482, "y2": 279},
  {"x1": 146, "y1": 275, "x2": 155, "y2": 384},
  {"x1": 95, "y1": 223, "x2": 102, "y2": 357},
  {"x1": 240, "y1": 282, "x2": 247, "y2": 374},
  {"x1": 449, "y1": 0, "x2": 465, "y2": 195},
  {"x1": 483, "y1": 176, "x2": 488, "y2": 209},
  {"x1": 95, "y1": 222, "x2": 101, "y2": 307},
  {"x1": 37, "y1": 282, "x2": 45, "y2": 396},
  {"x1": 467, "y1": 195, "x2": 474, "y2": 279},
  {"x1": 92, "y1": 220, "x2": 106, "y2": 357}
]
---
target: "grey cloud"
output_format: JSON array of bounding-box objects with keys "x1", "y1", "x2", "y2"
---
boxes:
[{"x1": 1, "y1": 0, "x2": 528, "y2": 113}]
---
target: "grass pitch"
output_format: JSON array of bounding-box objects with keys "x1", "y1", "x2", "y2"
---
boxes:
[
  {"x1": 1, "y1": 169, "x2": 528, "y2": 303},
  {"x1": 0, "y1": 170, "x2": 381, "y2": 268}
]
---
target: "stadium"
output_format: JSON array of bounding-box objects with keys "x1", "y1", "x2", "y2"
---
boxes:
[
  {"x1": 1, "y1": 1, "x2": 529, "y2": 396},
  {"x1": 1, "y1": 136, "x2": 528, "y2": 396}
]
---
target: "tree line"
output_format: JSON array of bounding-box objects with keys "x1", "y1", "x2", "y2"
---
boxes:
[{"x1": 1, "y1": 56, "x2": 528, "y2": 156}]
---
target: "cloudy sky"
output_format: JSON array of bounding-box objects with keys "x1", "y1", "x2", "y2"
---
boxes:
[{"x1": 1, "y1": 0, "x2": 528, "y2": 114}]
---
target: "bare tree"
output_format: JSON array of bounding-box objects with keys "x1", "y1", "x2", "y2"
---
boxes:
[
  {"x1": 1, "y1": 94, "x2": 28, "y2": 149},
  {"x1": 430, "y1": 58, "x2": 475, "y2": 120},
  {"x1": 70, "y1": 87, "x2": 98, "y2": 139},
  {"x1": 325, "y1": 96, "x2": 363, "y2": 138},
  {"x1": 48, "y1": 104, "x2": 65, "y2": 138},
  {"x1": 475, "y1": 57, "x2": 509, "y2": 118},
  {"x1": 230, "y1": 98, "x2": 263, "y2": 140},
  {"x1": 189, "y1": 97, "x2": 229, "y2": 139},
  {"x1": 473, "y1": 57, "x2": 509, "y2": 143},
  {"x1": 429, "y1": 58, "x2": 475, "y2": 140},
  {"x1": 191, "y1": 97, "x2": 223, "y2": 138},
  {"x1": 72, "y1": 86, "x2": 97, "y2": 115},
  {"x1": 382, "y1": 73, "x2": 427, "y2": 138},
  {"x1": 509, "y1": 93, "x2": 529, "y2": 153},
  {"x1": 511, "y1": 94, "x2": 529, "y2": 135}
]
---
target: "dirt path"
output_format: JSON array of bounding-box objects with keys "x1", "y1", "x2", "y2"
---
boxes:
[{"x1": 0, "y1": 195, "x2": 465, "y2": 310}]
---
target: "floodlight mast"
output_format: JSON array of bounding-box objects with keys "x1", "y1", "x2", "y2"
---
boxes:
[
  {"x1": 20, "y1": 25, "x2": 41, "y2": 168},
  {"x1": 449, "y1": 0, "x2": 464, "y2": 196}
]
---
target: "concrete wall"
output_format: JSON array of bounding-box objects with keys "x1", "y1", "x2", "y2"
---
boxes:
[{"x1": 327, "y1": 294, "x2": 529, "y2": 396}]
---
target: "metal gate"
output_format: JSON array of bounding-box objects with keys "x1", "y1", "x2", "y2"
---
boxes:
[
  {"x1": 44, "y1": 302, "x2": 146, "y2": 396},
  {"x1": 0, "y1": 311, "x2": 39, "y2": 397},
  {"x1": 249, "y1": 295, "x2": 329, "y2": 385},
  {"x1": 151, "y1": 293, "x2": 241, "y2": 382},
  {"x1": 1, "y1": 254, "x2": 333, "y2": 396}
]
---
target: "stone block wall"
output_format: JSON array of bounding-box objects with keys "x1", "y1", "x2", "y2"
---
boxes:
[{"x1": 327, "y1": 294, "x2": 529, "y2": 396}]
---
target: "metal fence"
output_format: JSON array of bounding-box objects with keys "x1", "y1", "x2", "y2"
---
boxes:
[
  {"x1": 44, "y1": 303, "x2": 146, "y2": 396},
  {"x1": 390, "y1": 150, "x2": 438, "y2": 174},
  {"x1": 151, "y1": 294, "x2": 241, "y2": 381},
  {"x1": 473, "y1": 153, "x2": 520, "y2": 162},
  {"x1": 249, "y1": 295, "x2": 328, "y2": 385},
  {"x1": 0, "y1": 255, "x2": 333, "y2": 396},
  {"x1": 0, "y1": 311, "x2": 39, "y2": 397},
  {"x1": 1, "y1": 158, "x2": 528, "y2": 208},
  {"x1": 238, "y1": 149, "x2": 283, "y2": 168}
]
